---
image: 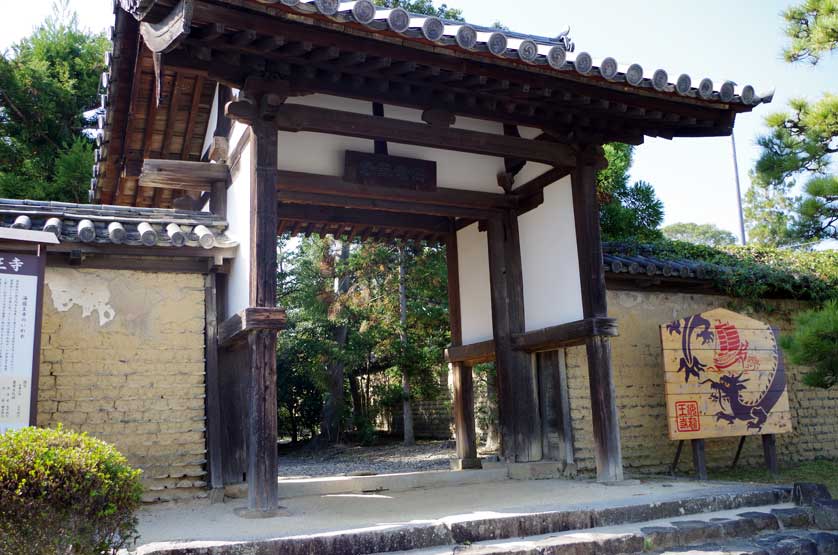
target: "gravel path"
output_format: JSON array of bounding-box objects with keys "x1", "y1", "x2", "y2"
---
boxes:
[{"x1": 277, "y1": 439, "x2": 456, "y2": 479}]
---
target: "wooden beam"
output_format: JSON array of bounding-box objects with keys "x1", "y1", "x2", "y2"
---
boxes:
[
  {"x1": 140, "y1": 159, "x2": 230, "y2": 191},
  {"x1": 571, "y1": 146, "x2": 624, "y2": 483},
  {"x1": 277, "y1": 171, "x2": 515, "y2": 210},
  {"x1": 486, "y1": 212, "x2": 542, "y2": 463},
  {"x1": 512, "y1": 317, "x2": 618, "y2": 353},
  {"x1": 218, "y1": 307, "x2": 287, "y2": 349},
  {"x1": 226, "y1": 102, "x2": 575, "y2": 166},
  {"x1": 511, "y1": 166, "x2": 572, "y2": 198},
  {"x1": 246, "y1": 117, "x2": 281, "y2": 514},
  {"x1": 277, "y1": 190, "x2": 498, "y2": 220},
  {"x1": 277, "y1": 204, "x2": 452, "y2": 235},
  {"x1": 204, "y1": 272, "x2": 224, "y2": 497},
  {"x1": 181, "y1": 75, "x2": 205, "y2": 160},
  {"x1": 446, "y1": 233, "x2": 480, "y2": 470},
  {"x1": 140, "y1": 0, "x2": 194, "y2": 54},
  {"x1": 445, "y1": 339, "x2": 496, "y2": 364}
]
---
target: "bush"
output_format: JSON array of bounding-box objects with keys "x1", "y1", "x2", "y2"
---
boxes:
[
  {"x1": 0, "y1": 426, "x2": 143, "y2": 555},
  {"x1": 781, "y1": 299, "x2": 838, "y2": 389}
]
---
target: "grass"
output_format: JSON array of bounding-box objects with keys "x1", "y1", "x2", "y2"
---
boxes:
[{"x1": 711, "y1": 459, "x2": 838, "y2": 496}]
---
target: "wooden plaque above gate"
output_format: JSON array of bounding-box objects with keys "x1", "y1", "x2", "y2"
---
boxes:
[{"x1": 344, "y1": 151, "x2": 437, "y2": 192}]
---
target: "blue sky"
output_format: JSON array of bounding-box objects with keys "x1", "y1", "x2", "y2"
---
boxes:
[{"x1": 3, "y1": 0, "x2": 836, "y2": 242}]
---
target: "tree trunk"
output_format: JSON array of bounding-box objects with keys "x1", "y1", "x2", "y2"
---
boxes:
[
  {"x1": 399, "y1": 246, "x2": 415, "y2": 446},
  {"x1": 319, "y1": 241, "x2": 350, "y2": 444},
  {"x1": 350, "y1": 373, "x2": 364, "y2": 425},
  {"x1": 484, "y1": 367, "x2": 501, "y2": 452}
]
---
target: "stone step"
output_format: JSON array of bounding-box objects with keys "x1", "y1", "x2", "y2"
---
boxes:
[{"x1": 377, "y1": 504, "x2": 838, "y2": 555}]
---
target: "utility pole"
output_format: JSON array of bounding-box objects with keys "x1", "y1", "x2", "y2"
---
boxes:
[{"x1": 731, "y1": 131, "x2": 747, "y2": 245}]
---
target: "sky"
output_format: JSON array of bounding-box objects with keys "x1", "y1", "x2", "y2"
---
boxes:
[{"x1": 2, "y1": 0, "x2": 837, "y2": 243}]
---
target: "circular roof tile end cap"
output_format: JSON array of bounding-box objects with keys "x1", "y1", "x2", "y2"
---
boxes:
[
  {"x1": 280, "y1": 0, "x2": 300, "y2": 6},
  {"x1": 651, "y1": 69, "x2": 668, "y2": 91},
  {"x1": 698, "y1": 78, "x2": 714, "y2": 99},
  {"x1": 600, "y1": 57, "x2": 618, "y2": 80},
  {"x1": 676, "y1": 73, "x2": 692, "y2": 95},
  {"x1": 78, "y1": 219, "x2": 97, "y2": 243},
  {"x1": 625, "y1": 63, "x2": 643, "y2": 86},
  {"x1": 387, "y1": 8, "x2": 410, "y2": 34},
  {"x1": 456, "y1": 26, "x2": 477, "y2": 49},
  {"x1": 315, "y1": 0, "x2": 339, "y2": 16},
  {"x1": 488, "y1": 32, "x2": 508, "y2": 57},
  {"x1": 741, "y1": 84, "x2": 757, "y2": 105},
  {"x1": 352, "y1": 0, "x2": 376, "y2": 25},
  {"x1": 720, "y1": 80, "x2": 736, "y2": 102},
  {"x1": 574, "y1": 51, "x2": 593, "y2": 75},
  {"x1": 517, "y1": 40, "x2": 539, "y2": 64},
  {"x1": 547, "y1": 45, "x2": 567, "y2": 69},
  {"x1": 422, "y1": 17, "x2": 445, "y2": 42},
  {"x1": 108, "y1": 222, "x2": 126, "y2": 244}
]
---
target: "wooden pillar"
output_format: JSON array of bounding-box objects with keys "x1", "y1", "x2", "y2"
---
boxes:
[
  {"x1": 246, "y1": 117, "x2": 279, "y2": 514},
  {"x1": 571, "y1": 147, "x2": 624, "y2": 482},
  {"x1": 446, "y1": 233, "x2": 481, "y2": 469},
  {"x1": 762, "y1": 434, "x2": 779, "y2": 476},
  {"x1": 486, "y1": 211, "x2": 542, "y2": 463},
  {"x1": 537, "y1": 350, "x2": 575, "y2": 468},
  {"x1": 691, "y1": 439, "x2": 708, "y2": 480},
  {"x1": 204, "y1": 272, "x2": 224, "y2": 501}
]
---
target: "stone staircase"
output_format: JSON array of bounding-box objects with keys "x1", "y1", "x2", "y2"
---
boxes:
[{"x1": 133, "y1": 484, "x2": 838, "y2": 555}]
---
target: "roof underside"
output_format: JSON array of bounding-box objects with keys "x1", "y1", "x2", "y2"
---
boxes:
[{"x1": 95, "y1": 0, "x2": 769, "y2": 208}]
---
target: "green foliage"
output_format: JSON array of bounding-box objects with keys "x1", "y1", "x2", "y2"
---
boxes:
[
  {"x1": 780, "y1": 300, "x2": 838, "y2": 388},
  {"x1": 607, "y1": 239, "x2": 838, "y2": 305},
  {"x1": 372, "y1": 0, "x2": 463, "y2": 20},
  {"x1": 747, "y1": 3, "x2": 837, "y2": 246},
  {"x1": 599, "y1": 143, "x2": 665, "y2": 241},
  {"x1": 783, "y1": 0, "x2": 838, "y2": 64},
  {"x1": 662, "y1": 222, "x2": 737, "y2": 247},
  {"x1": 0, "y1": 426, "x2": 143, "y2": 555},
  {"x1": 0, "y1": 1, "x2": 108, "y2": 202},
  {"x1": 276, "y1": 236, "x2": 451, "y2": 442}
]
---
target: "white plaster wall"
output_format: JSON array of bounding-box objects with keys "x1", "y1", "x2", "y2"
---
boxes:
[
  {"x1": 518, "y1": 175, "x2": 584, "y2": 331},
  {"x1": 457, "y1": 222, "x2": 493, "y2": 344},
  {"x1": 226, "y1": 131, "x2": 252, "y2": 317},
  {"x1": 201, "y1": 84, "x2": 220, "y2": 158},
  {"x1": 279, "y1": 95, "x2": 507, "y2": 193}
]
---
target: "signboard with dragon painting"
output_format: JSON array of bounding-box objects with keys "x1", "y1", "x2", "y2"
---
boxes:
[{"x1": 660, "y1": 308, "x2": 792, "y2": 441}]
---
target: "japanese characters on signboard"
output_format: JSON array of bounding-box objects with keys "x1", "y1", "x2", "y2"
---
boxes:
[
  {"x1": 659, "y1": 308, "x2": 792, "y2": 441},
  {"x1": 0, "y1": 253, "x2": 43, "y2": 434}
]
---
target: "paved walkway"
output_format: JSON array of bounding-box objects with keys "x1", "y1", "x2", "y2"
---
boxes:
[{"x1": 132, "y1": 476, "x2": 774, "y2": 549}]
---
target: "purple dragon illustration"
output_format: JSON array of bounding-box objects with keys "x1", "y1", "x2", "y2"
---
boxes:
[{"x1": 667, "y1": 316, "x2": 786, "y2": 431}]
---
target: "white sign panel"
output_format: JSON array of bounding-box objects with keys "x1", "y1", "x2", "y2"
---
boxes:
[{"x1": 0, "y1": 252, "x2": 43, "y2": 434}]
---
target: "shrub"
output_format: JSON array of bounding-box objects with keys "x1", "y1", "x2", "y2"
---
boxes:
[
  {"x1": 781, "y1": 299, "x2": 838, "y2": 389},
  {"x1": 0, "y1": 426, "x2": 143, "y2": 555}
]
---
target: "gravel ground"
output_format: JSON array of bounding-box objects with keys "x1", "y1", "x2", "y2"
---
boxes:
[{"x1": 277, "y1": 439, "x2": 456, "y2": 478}]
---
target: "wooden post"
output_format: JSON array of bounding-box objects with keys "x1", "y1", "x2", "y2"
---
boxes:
[
  {"x1": 691, "y1": 438, "x2": 708, "y2": 480},
  {"x1": 762, "y1": 434, "x2": 779, "y2": 476},
  {"x1": 571, "y1": 147, "x2": 624, "y2": 482},
  {"x1": 446, "y1": 233, "x2": 481, "y2": 469},
  {"x1": 245, "y1": 115, "x2": 280, "y2": 515},
  {"x1": 486, "y1": 211, "x2": 542, "y2": 463},
  {"x1": 204, "y1": 272, "x2": 224, "y2": 501},
  {"x1": 537, "y1": 350, "x2": 575, "y2": 468}
]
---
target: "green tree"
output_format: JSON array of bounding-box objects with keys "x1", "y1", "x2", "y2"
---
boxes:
[
  {"x1": 372, "y1": 0, "x2": 463, "y2": 20},
  {"x1": 781, "y1": 299, "x2": 838, "y2": 389},
  {"x1": 746, "y1": 2, "x2": 837, "y2": 246},
  {"x1": 0, "y1": 1, "x2": 108, "y2": 203},
  {"x1": 598, "y1": 143, "x2": 665, "y2": 241},
  {"x1": 662, "y1": 222, "x2": 737, "y2": 247}
]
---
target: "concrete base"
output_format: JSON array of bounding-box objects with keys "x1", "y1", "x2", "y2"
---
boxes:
[
  {"x1": 226, "y1": 468, "x2": 508, "y2": 500},
  {"x1": 450, "y1": 458, "x2": 483, "y2": 471},
  {"x1": 233, "y1": 506, "x2": 290, "y2": 519}
]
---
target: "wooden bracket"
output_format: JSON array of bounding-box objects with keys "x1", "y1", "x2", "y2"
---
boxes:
[{"x1": 219, "y1": 307, "x2": 287, "y2": 349}]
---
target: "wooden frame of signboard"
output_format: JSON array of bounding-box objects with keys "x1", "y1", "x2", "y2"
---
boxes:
[
  {"x1": 0, "y1": 228, "x2": 57, "y2": 430},
  {"x1": 660, "y1": 308, "x2": 790, "y2": 480}
]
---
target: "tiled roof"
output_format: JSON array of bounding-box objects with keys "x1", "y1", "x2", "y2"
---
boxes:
[
  {"x1": 602, "y1": 244, "x2": 716, "y2": 281},
  {"x1": 237, "y1": 0, "x2": 771, "y2": 107},
  {"x1": 0, "y1": 199, "x2": 236, "y2": 250}
]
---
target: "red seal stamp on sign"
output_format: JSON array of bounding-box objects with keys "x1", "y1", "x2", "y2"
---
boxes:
[{"x1": 675, "y1": 400, "x2": 700, "y2": 433}]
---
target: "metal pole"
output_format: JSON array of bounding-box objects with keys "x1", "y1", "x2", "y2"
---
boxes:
[{"x1": 731, "y1": 132, "x2": 747, "y2": 245}]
